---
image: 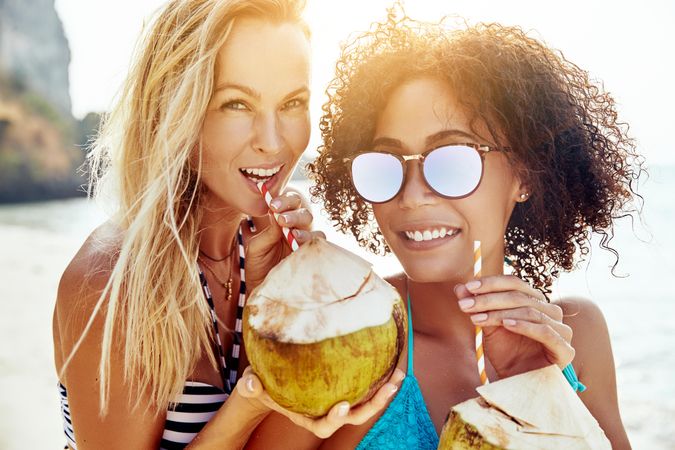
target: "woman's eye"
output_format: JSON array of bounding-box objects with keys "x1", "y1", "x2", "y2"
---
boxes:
[
  {"x1": 282, "y1": 98, "x2": 308, "y2": 110},
  {"x1": 221, "y1": 100, "x2": 249, "y2": 111}
]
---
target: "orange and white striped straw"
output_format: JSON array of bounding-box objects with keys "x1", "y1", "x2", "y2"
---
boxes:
[
  {"x1": 257, "y1": 181, "x2": 300, "y2": 252},
  {"x1": 474, "y1": 240, "x2": 489, "y2": 385}
]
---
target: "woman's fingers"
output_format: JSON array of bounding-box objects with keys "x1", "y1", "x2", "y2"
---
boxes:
[
  {"x1": 268, "y1": 189, "x2": 315, "y2": 231},
  {"x1": 502, "y1": 320, "x2": 576, "y2": 367},
  {"x1": 269, "y1": 191, "x2": 303, "y2": 214},
  {"x1": 277, "y1": 207, "x2": 313, "y2": 229},
  {"x1": 237, "y1": 367, "x2": 404, "y2": 439},
  {"x1": 458, "y1": 290, "x2": 563, "y2": 322},
  {"x1": 292, "y1": 229, "x2": 326, "y2": 244},
  {"x1": 345, "y1": 368, "x2": 405, "y2": 425},
  {"x1": 460, "y1": 274, "x2": 548, "y2": 303},
  {"x1": 237, "y1": 374, "x2": 345, "y2": 438},
  {"x1": 468, "y1": 306, "x2": 573, "y2": 343}
]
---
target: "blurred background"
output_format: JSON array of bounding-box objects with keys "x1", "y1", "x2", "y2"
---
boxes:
[{"x1": 0, "y1": 0, "x2": 673, "y2": 448}]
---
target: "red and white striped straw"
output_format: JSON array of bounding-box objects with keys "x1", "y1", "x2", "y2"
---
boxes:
[
  {"x1": 474, "y1": 240, "x2": 489, "y2": 385},
  {"x1": 257, "y1": 181, "x2": 300, "y2": 252}
]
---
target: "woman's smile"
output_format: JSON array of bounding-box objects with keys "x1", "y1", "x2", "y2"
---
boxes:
[{"x1": 396, "y1": 221, "x2": 462, "y2": 251}]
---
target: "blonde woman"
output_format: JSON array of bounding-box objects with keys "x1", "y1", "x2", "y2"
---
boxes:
[{"x1": 52, "y1": 1, "x2": 399, "y2": 448}]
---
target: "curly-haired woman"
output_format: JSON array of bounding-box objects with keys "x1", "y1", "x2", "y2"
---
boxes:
[
  {"x1": 301, "y1": 12, "x2": 640, "y2": 450},
  {"x1": 51, "y1": 1, "x2": 401, "y2": 448}
]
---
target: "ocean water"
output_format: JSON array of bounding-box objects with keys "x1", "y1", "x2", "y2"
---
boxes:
[{"x1": 0, "y1": 165, "x2": 673, "y2": 449}]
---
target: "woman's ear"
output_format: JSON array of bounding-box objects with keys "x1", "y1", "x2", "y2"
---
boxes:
[{"x1": 513, "y1": 178, "x2": 531, "y2": 203}]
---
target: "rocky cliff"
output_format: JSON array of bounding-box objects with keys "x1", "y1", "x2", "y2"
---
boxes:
[
  {"x1": 0, "y1": 0, "x2": 99, "y2": 202},
  {"x1": 0, "y1": 0, "x2": 72, "y2": 117}
]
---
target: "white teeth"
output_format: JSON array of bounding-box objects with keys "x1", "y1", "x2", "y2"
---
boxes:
[
  {"x1": 241, "y1": 165, "x2": 282, "y2": 178},
  {"x1": 404, "y1": 227, "x2": 459, "y2": 242}
]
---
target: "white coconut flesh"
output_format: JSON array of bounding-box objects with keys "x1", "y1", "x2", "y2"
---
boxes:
[
  {"x1": 246, "y1": 237, "x2": 400, "y2": 344},
  {"x1": 441, "y1": 365, "x2": 611, "y2": 449}
]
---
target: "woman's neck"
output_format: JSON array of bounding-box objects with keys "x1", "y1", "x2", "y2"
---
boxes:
[
  {"x1": 198, "y1": 194, "x2": 245, "y2": 260},
  {"x1": 407, "y1": 254, "x2": 505, "y2": 341}
]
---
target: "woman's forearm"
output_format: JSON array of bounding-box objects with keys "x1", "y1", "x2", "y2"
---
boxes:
[{"x1": 186, "y1": 390, "x2": 270, "y2": 449}]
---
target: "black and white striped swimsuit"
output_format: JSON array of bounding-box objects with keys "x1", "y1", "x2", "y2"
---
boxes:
[{"x1": 59, "y1": 221, "x2": 254, "y2": 450}]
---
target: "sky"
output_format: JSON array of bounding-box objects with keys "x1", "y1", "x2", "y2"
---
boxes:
[{"x1": 54, "y1": 0, "x2": 675, "y2": 165}]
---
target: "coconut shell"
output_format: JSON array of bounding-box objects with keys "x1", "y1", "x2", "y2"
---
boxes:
[
  {"x1": 251, "y1": 237, "x2": 373, "y2": 307},
  {"x1": 438, "y1": 365, "x2": 611, "y2": 449},
  {"x1": 244, "y1": 299, "x2": 406, "y2": 417},
  {"x1": 243, "y1": 236, "x2": 407, "y2": 417}
]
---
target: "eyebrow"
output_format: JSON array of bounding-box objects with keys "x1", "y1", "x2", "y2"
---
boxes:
[
  {"x1": 371, "y1": 129, "x2": 480, "y2": 149},
  {"x1": 215, "y1": 83, "x2": 261, "y2": 98},
  {"x1": 214, "y1": 83, "x2": 310, "y2": 101}
]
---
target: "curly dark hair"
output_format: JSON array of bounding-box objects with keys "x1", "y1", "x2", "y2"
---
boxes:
[{"x1": 307, "y1": 9, "x2": 645, "y2": 293}]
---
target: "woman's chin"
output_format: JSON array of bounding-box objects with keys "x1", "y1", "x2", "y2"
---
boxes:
[{"x1": 402, "y1": 264, "x2": 456, "y2": 283}]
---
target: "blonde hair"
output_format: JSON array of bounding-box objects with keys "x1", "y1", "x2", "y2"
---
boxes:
[{"x1": 66, "y1": 0, "x2": 308, "y2": 413}]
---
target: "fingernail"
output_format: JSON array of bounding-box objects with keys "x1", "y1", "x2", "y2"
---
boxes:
[
  {"x1": 388, "y1": 384, "x2": 398, "y2": 397},
  {"x1": 503, "y1": 319, "x2": 517, "y2": 326},
  {"x1": 270, "y1": 199, "x2": 281, "y2": 210},
  {"x1": 458, "y1": 299, "x2": 475, "y2": 310},
  {"x1": 292, "y1": 229, "x2": 306, "y2": 239},
  {"x1": 246, "y1": 376, "x2": 255, "y2": 392},
  {"x1": 280, "y1": 213, "x2": 293, "y2": 225},
  {"x1": 395, "y1": 368, "x2": 406, "y2": 381},
  {"x1": 337, "y1": 403, "x2": 349, "y2": 417},
  {"x1": 471, "y1": 313, "x2": 488, "y2": 323},
  {"x1": 466, "y1": 280, "x2": 481, "y2": 291}
]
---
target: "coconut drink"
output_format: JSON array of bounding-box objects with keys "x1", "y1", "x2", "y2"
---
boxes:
[
  {"x1": 437, "y1": 365, "x2": 611, "y2": 449},
  {"x1": 243, "y1": 237, "x2": 406, "y2": 417}
]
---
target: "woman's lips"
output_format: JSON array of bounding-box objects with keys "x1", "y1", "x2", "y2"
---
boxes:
[{"x1": 239, "y1": 164, "x2": 285, "y2": 196}]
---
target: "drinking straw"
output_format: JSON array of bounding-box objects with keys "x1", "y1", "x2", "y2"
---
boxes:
[
  {"x1": 257, "y1": 181, "x2": 300, "y2": 252},
  {"x1": 474, "y1": 240, "x2": 489, "y2": 385}
]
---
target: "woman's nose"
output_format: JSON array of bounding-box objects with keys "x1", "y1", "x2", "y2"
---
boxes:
[
  {"x1": 397, "y1": 161, "x2": 437, "y2": 209},
  {"x1": 252, "y1": 111, "x2": 283, "y2": 155}
]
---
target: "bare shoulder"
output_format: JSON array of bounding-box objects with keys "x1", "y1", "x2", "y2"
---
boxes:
[
  {"x1": 52, "y1": 220, "x2": 172, "y2": 447},
  {"x1": 553, "y1": 296, "x2": 631, "y2": 449},
  {"x1": 53, "y1": 220, "x2": 123, "y2": 369},
  {"x1": 553, "y1": 296, "x2": 610, "y2": 373},
  {"x1": 556, "y1": 296, "x2": 608, "y2": 335},
  {"x1": 58, "y1": 220, "x2": 122, "y2": 299}
]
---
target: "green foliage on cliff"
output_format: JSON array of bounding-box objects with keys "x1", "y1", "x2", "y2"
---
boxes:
[{"x1": 0, "y1": 71, "x2": 101, "y2": 203}]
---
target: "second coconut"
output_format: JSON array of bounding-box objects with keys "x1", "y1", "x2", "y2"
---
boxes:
[{"x1": 243, "y1": 237, "x2": 406, "y2": 417}]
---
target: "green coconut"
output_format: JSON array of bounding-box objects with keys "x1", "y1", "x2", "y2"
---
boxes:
[
  {"x1": 243, "y1": 237, "x2": 406, "y2": 417},
  {"x1": 438, "y1": 365, "x2": 611, "y2": 449}
]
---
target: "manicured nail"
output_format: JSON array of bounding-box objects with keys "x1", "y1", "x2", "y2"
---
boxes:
[
  {"x1": 246, "y1": 376, "x2": 255, "y2": 392},
  {"x1": 458, "y1": 299, "x2": 475, "y2": 310},
  {"x1": 466, "y1": 280, "x2": 481, "y2": 291},
  {"x1": 388, "y1": 384, "x2": 398, "y2": 397},
  {"x1": 394, "y1": 368, "x2": 406, "y2": 381},
  {"x1": 503, "y1": 319, "x2": 517, "y2": 326},
  {"x1": 337, "y1": 403, "x2": 349, "y2": 417},
  {"x1": 280, "y1": 213, "x2": 293, "y2": 225},
  {"x1": 292, "y1": 229, "x2": 306, "y2": 240},
  {"x1": 471, "y1": 313, "x2": 488, "y2": 323},
  {"x1": 270, "y1": 199, "x2": 282, "y2": 210}
]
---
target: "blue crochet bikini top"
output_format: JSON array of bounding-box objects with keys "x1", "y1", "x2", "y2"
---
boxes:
[
  {"x1": 356, "y1": 295, "x2": 439, "y2": 450},
  {"x1": 355, "y1": 294, "x2": 586, "y2": 450}
]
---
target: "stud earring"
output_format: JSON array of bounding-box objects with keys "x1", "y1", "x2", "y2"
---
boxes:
[{"x1": 519, "y1": 193, "x2": 529, "y2": 200}]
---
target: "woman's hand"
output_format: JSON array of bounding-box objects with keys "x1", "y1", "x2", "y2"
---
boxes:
[
  {"x1": 236, "y1": 366, "x2": 405, "y2": 439},
  {"x1": 245, "y1": 189, "x2": 325, "y2": 293},
  {"x1": 455, "y1": 275, "x2": 575, "y2": 379}
]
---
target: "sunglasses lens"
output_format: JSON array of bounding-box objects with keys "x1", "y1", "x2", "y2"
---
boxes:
[
  {"x1": 424, "y1": 145, "x2": 482, "y2": 197},
  {"x1": 351, "y1": 153, "x2": 403, "y2": 203}
]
